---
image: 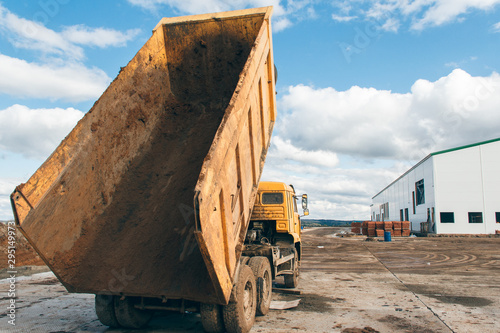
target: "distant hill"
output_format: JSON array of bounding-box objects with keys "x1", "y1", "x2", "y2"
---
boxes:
[{"x1": 302, "y1": 219, "x2": 362, "y2": 227}]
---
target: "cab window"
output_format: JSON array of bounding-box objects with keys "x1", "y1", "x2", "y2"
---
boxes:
[
  {"x1": 293, "y1": 197, "x2": 298, "y2": 213},
  {"x1": 262, "y1": 192, "x2": 283, "y2": 204}
]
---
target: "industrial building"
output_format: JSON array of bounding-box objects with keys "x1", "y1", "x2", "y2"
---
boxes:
[{"x1": 371, "y1": 138, "x2": 500, "y2": 234}]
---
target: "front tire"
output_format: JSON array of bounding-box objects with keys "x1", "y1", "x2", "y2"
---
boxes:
[
  {"x1": 248, "y1": 256, "x2": 272, "y2": 316},
  {"x1": 223, "y1": 265, "x2": 257, "y2": 333}
]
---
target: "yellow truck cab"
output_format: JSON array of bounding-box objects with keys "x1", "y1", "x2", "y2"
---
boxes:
[{"x1": 243, "y1": 181, "x2": 308, "y2": 288}]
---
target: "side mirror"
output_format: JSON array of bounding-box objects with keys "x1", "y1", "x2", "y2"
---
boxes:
[
  {"x1": 301, "y1": 194, "x2": 309, "y2": 216},
  {"x1": 302, "y1": 194, "x2": 308, "y2": 209}
]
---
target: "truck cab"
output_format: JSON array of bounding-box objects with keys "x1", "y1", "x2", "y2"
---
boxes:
[{"x1": 243, "y1": 181, "x2": 308, "y2": 288}]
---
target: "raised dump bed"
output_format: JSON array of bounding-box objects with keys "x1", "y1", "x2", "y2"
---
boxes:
[{"x1": 11, "y1": 7, "x2": 276, "y2": 308}]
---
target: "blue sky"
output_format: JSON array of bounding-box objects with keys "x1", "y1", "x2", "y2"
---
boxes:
[{"x1": 1, "y1": 0, "x2": 499, "y2": 220}]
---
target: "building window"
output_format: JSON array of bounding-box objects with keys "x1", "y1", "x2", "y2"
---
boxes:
[
  {"x1": 468, "y1": 212, "x2": 483, "y2": 223},
  {"x1": 440, "y1": 212, "x2": 455, "y2": 223},
  {"x1": 412, "y1": 191, "x2": 415, "y2": 214},
  {"x1": 496, "y1": 212, "x2": 500, "y2": 223},
  {"x1": 415, "y1": 179, "x2": 425, "y2": 205},
  {"x1": 380, "y1": 202, "x2": 389, "y2": 220},
  {"x1": 400, "y1": 209, "x2": 404, "y2": 221},
  {"x1": 404, "y1": 208, "x2": 409, "y2": 221}
]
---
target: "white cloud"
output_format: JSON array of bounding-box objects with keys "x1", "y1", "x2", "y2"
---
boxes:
[
  {"x1": 0, "y1": 54, "x2": 110, "y2": 102},
  {"x1": 0, "y1": 4, "x2": 84, "y2": 60},
  {"x1": 0, "y1": 4, "x2": 141, "y2": 102},
  {"x1": 366, "y1": 1, "x2": 398, "y2": 20},
  {"x1": 128, "y1": 0, "x2": 283, "y2": 14},
  {"x1": 0, "y1": 178, "x2": 25, "y2": 220},
  {"x1": 277, "y1": 84, "x2": 412, "y2": 159},
  {"x1": 62, "y1": 26, "x2": 141, "y2": 48},
  {"x1": 493, "y1": 21, "x2": 500, "y2": 32},
  {"x1": 332, "y1": 0, "x2": 500, "y2": 31},
  {"x1": 261, "y1": 69, "x2": 500, "y2": 219},
  {"x1": 332, "y1": 14, "x2": 358, "y2": 22},
  {"x1": 0, "y1": 195, "x2": 13, "y2": 220},
  {"x1": 380, "y1": 17, "x2": 400, "y2": 32},
  {"x1": 0, "y1": 179, "x2": 18, "y2": 196},
  {"x1": 270, "y1": 136, "x2": 340, "y2": 168},
  {"x1": 410, "y1": 0, "x2": 500, "y2": 30},
  {"x1": 0, "y1": 104, "x2": 84, "y2": 160},
  {"x1": 277, "y1": 69, "x2": 500, "y2": 161},
  {"x1": 0, "y1": 103, "x2": 84, "y2": 220},
  {"x1": 0, "y1": 4, "x2": 140, "y2": 59},
  {"x1": 262, "y1": 156, "x2": 400, "y2": 220},
  {"x1": 127, "y1": 0, "x2": 314, "y2": 31},
  {"x1": 444, "y1": 56, "x2": 478, "y2": 69},
  {"x1": 273, "y1": 17, "x2": 292, "y2": 32}
]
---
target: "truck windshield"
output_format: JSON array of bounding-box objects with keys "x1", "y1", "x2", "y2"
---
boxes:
[{"x1": 262, "y1": 192, "x2": 283, "y2": 204}]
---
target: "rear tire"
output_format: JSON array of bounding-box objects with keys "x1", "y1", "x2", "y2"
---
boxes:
[
  {"x1": 95, "y1": 295, "x2": 120, "y2": 327},
  {"x1": 114, "y1": 296, "x2": 153, "y2": 329},
  {"x1": 248, "y1": 256, "x2": 272, "y2": 316},
  {"x1": 240, "y1": 256, "x2": 250, "y2": 266},
  {"x1": 200, "y1": 303, "x2": 225, "y2": 333},
  {"x1": 223, "y1": 265, "x2": 257, "y2": 333}
]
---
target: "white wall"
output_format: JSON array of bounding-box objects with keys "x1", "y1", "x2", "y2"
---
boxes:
[
  {"x1": 482, "y1": 141, "x2": 500, "y2": 233},
  {"x1": 434, "y1": 140, "x2": 500, "y2": 234},
  {"x1": 372, "y1": 157, "x2": 435, "y2": 232}
]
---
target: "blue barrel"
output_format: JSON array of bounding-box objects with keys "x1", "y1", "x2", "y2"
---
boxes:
[{"x1": 384, "y1": 231, "x2": 392, "y2": 242}]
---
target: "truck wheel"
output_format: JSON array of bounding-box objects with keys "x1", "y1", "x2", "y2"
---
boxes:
[
  {"x1": 240, "y1": 256, "x2": 250, "y2": 266},
  {"x1": 223, "y1": 265, "x2": 257, "y2": 333},
  {"x1": 284, "y1": 249, "x2": 299, "y2": 288},
  {"x1": 114, "y1": 296, "x2": 153, "y2": 329},
  {"x1": 200, "y1": 303, "x2": 225, "y2": 333},
  {"x1": 95, "y1": 295, "x2": 120, "y2": 327},
  {"x1": 248, "y1": 256, "x2": 272, "y2": 316}
]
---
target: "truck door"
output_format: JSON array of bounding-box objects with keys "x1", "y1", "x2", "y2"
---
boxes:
[
  {"x1": 286, "y1": 192, "x2": 294, "y2": 233},
  {"x1": 293, "y1": 195, "x2": 300, "y2": 235}
]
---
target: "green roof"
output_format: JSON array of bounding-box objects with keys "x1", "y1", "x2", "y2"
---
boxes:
[
  {"x1": 431, "y1": 137, "x2": 500, "y2": 156},
  {"x1": 372, "y1": 137, "x2": 500, "y2": 199}
]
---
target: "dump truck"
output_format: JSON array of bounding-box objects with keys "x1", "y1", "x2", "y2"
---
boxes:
[{"x1": 10, "y1": 6, "x2": 308, "y2": 333}]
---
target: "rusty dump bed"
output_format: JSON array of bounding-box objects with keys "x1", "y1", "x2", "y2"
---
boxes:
[{"x1": 11, "y1": 7, "x2": 276, "y2": 305}]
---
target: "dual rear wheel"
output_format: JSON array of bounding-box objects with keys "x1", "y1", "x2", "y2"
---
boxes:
[
  {"x1": 95, "y1": 295, "x2": 152, "y2": 329},
  {"x1": 200, "y1": 256, "x2": 272, "y2": 333},
  {"x1": 247, "y1": 256, "x2": 272, "y2": 316},
  {"x1": 96, "y1": 256, "x2": 273, "y2": 332}
]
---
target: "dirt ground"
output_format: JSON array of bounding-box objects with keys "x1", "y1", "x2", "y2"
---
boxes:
[{"x1": 1, "y1": 227, "x2": 499, "y2": 332}]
